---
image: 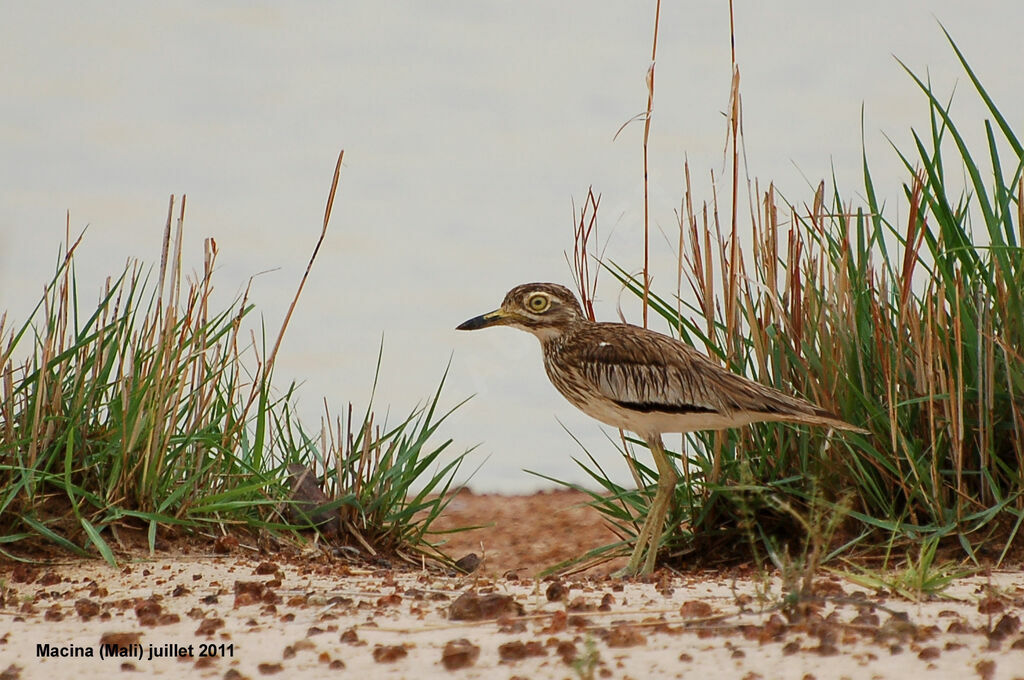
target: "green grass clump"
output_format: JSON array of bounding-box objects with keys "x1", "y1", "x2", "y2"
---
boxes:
[
  {"x1": 284, "y1": 355, "x2": 473, "y2": 558},
  {"x1": 0, "y1": 196, "x2": 469, "y2": 565},
  {"x1": 555, "y1": 33, "x2": 1023, "y2": 575}
]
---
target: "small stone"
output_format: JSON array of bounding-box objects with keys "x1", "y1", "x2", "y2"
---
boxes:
[
  {"x1": 454, "y1": 554, "x2": 480, "y2": 573},
  {"x1": 990, "y1": 614, "x2": 1020, "y2": 640},
  {"x1": 680, "y1": 600, "x2": 713, "y2": 618},
  {"x1": 449, "y1": 591, "x2": 523, "y2": 621},
  {"x1": 811, "y1": 579, "x2": 846, "y2": 597},
  {"x1": 38, "y1": 571, "x2": 61, "y2": 586},
  {"x1": 195, "y1": 617, "x2": 225, "y2": 636},
  {"x1": 441, "y1": 639, "x2": 480, "y2": 670},
  {"x1": 604, "y1": 626, "x2": 646, "y2": 648},
  {"x1": 977, "y1": 597, "x2": 1004, "y2": 615},
  {"x1": 75, "y1": 599, "x2": 101, "y2": 620},
  {"x1": 256, "y1": 662, "x2": 283, "y2": 674},
  {"x1": 850, "y1": 612, "x2": 879, "y2": 627},
  {"x1": 567, "y1": 596, "x2": 594, "y2": 613},
  {"x1": 372, "y1": 645, "x2": 408, "y2": 663},
  {"x1": 498, "y1": 640, "x2": 545, "y2": 662},
  {"x1": 546, "y1": 581, "x2": 566, "y2": 602},
  {"x1": 213, "y1": 535, "x2": 238, "y2": 554},
  {"x1": 99, "y1": 632, "x2": 142, "y2": 648},
  {"x1": 555, "y1": 641, "x2": 577, "y2": 664}
]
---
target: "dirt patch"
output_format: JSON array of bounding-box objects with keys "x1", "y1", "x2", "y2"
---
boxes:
[{"x1": 428, "y1": 488, "x2": 626, "y2": 576}]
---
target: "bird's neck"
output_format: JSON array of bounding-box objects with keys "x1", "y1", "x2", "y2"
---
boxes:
[{"x1": 535, "y1": 318, "x2": 588, "y2": 349}]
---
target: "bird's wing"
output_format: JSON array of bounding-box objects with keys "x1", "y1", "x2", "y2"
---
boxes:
[{"x1": 569, "y1": 325, "x2": 816, "y2": 418}]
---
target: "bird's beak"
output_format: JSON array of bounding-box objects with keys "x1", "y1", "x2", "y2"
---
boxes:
[{"x1": 456, "y1": 308, "x2": 512, "y2": 331}]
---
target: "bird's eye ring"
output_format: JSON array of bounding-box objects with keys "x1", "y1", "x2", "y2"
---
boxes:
[{"x1": 527, "y1": 293, "x2": 550, "y2": 313}]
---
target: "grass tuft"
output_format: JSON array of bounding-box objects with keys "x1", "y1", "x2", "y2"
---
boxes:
[
  {"x1": 1, "y1": 175, "x2": 470, "y2": 565},
  {"x1": 555, "y1": 33, "x2": 1023, "y2": 577}
]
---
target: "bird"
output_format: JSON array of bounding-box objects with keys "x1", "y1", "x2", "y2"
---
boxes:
[{"x1": 456, "y1": 282, "x2": 868, "y2": 577}]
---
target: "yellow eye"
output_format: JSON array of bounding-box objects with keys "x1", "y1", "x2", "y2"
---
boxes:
[{"x1": 527, "y1": 293, "x2": 550, "y2": 313}]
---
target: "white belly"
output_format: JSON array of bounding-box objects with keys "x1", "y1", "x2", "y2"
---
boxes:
[{"x1": 569, "y1": 394, "x2": 763, "y2": 439}]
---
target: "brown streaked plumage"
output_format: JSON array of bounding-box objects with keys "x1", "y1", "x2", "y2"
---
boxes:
[{"x1": 457, "y1": 282, "x2": 867, "y2": 577}]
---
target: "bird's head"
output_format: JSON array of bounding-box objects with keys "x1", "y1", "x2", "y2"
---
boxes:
[{"x1": 456, "y1": 283, "x2": 585, "y2": 340}]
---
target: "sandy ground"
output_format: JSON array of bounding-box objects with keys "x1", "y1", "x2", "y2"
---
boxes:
[
  {"x1": 2, "y1": 490, "x2": 1024, "y2": 679},
  {"x1": 427, "y1": 489, "x2": 629, "y2": 577}
]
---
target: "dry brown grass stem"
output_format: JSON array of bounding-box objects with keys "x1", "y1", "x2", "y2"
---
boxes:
[
  {"x1": 267, "y1": 149, "x2": 345, "y2": 374},
  {"x1": 641, "y1": 0, "x2": 661, "y2": 328},
  {"x1": 568, "y1": 187, "x2": 601, "y2": 322}
]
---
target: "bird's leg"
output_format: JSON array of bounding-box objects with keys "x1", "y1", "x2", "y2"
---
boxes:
[
  {"x1": 615, "y1": 498, "x2": 658, "y2": 577},
  {"x1": 612, "y1": 435, "x2": 678, "y2": 578},
  {"x1": 640, "y1": 436, "x2": 678, "y2": 575}
]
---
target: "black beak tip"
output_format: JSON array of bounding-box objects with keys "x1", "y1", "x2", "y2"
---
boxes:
[{"x1": 456, "y1": 316, "x2": 483, "y2": 331}]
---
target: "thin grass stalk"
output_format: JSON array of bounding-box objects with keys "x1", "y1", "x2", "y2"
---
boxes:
[
  {"x1": 266, "y1": 150, "x2": 343, "y2": 374},
  {"x1": 1000, "y1": 339, "x2": 1024, "y2": 511},
  {"x1": 568, "y1": 187, "x2": 601, "y2": 321},
  {"x1": 640, "y1": 0, "x2": 660, "y2": 328},
  {"x1": 1019, "y1": 180, "x2": 1023, "y2": 244},
  {"x1": 952, "y1": 271, "x2": 965, "y2": 520},
  {"x1": 677, "y1": 160, "x2": 693, "y2": 338},
  {"x1": 977, "y1": 279, "x2": 992, "y2": 507},
  {"x1": 725, "y1": 0, "x2": 741, "y2": 346}
]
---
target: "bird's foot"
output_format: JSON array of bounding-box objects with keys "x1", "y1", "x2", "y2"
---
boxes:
[
  {"x1": 610, "y1": 565, "x2": 636, "y2": 579},
  {"x1": 611, "y1": 549, "x2": 655, "y2": 579},
  {"x1": 611, "y1": 562, "x2": 657, "y2": 579}
]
